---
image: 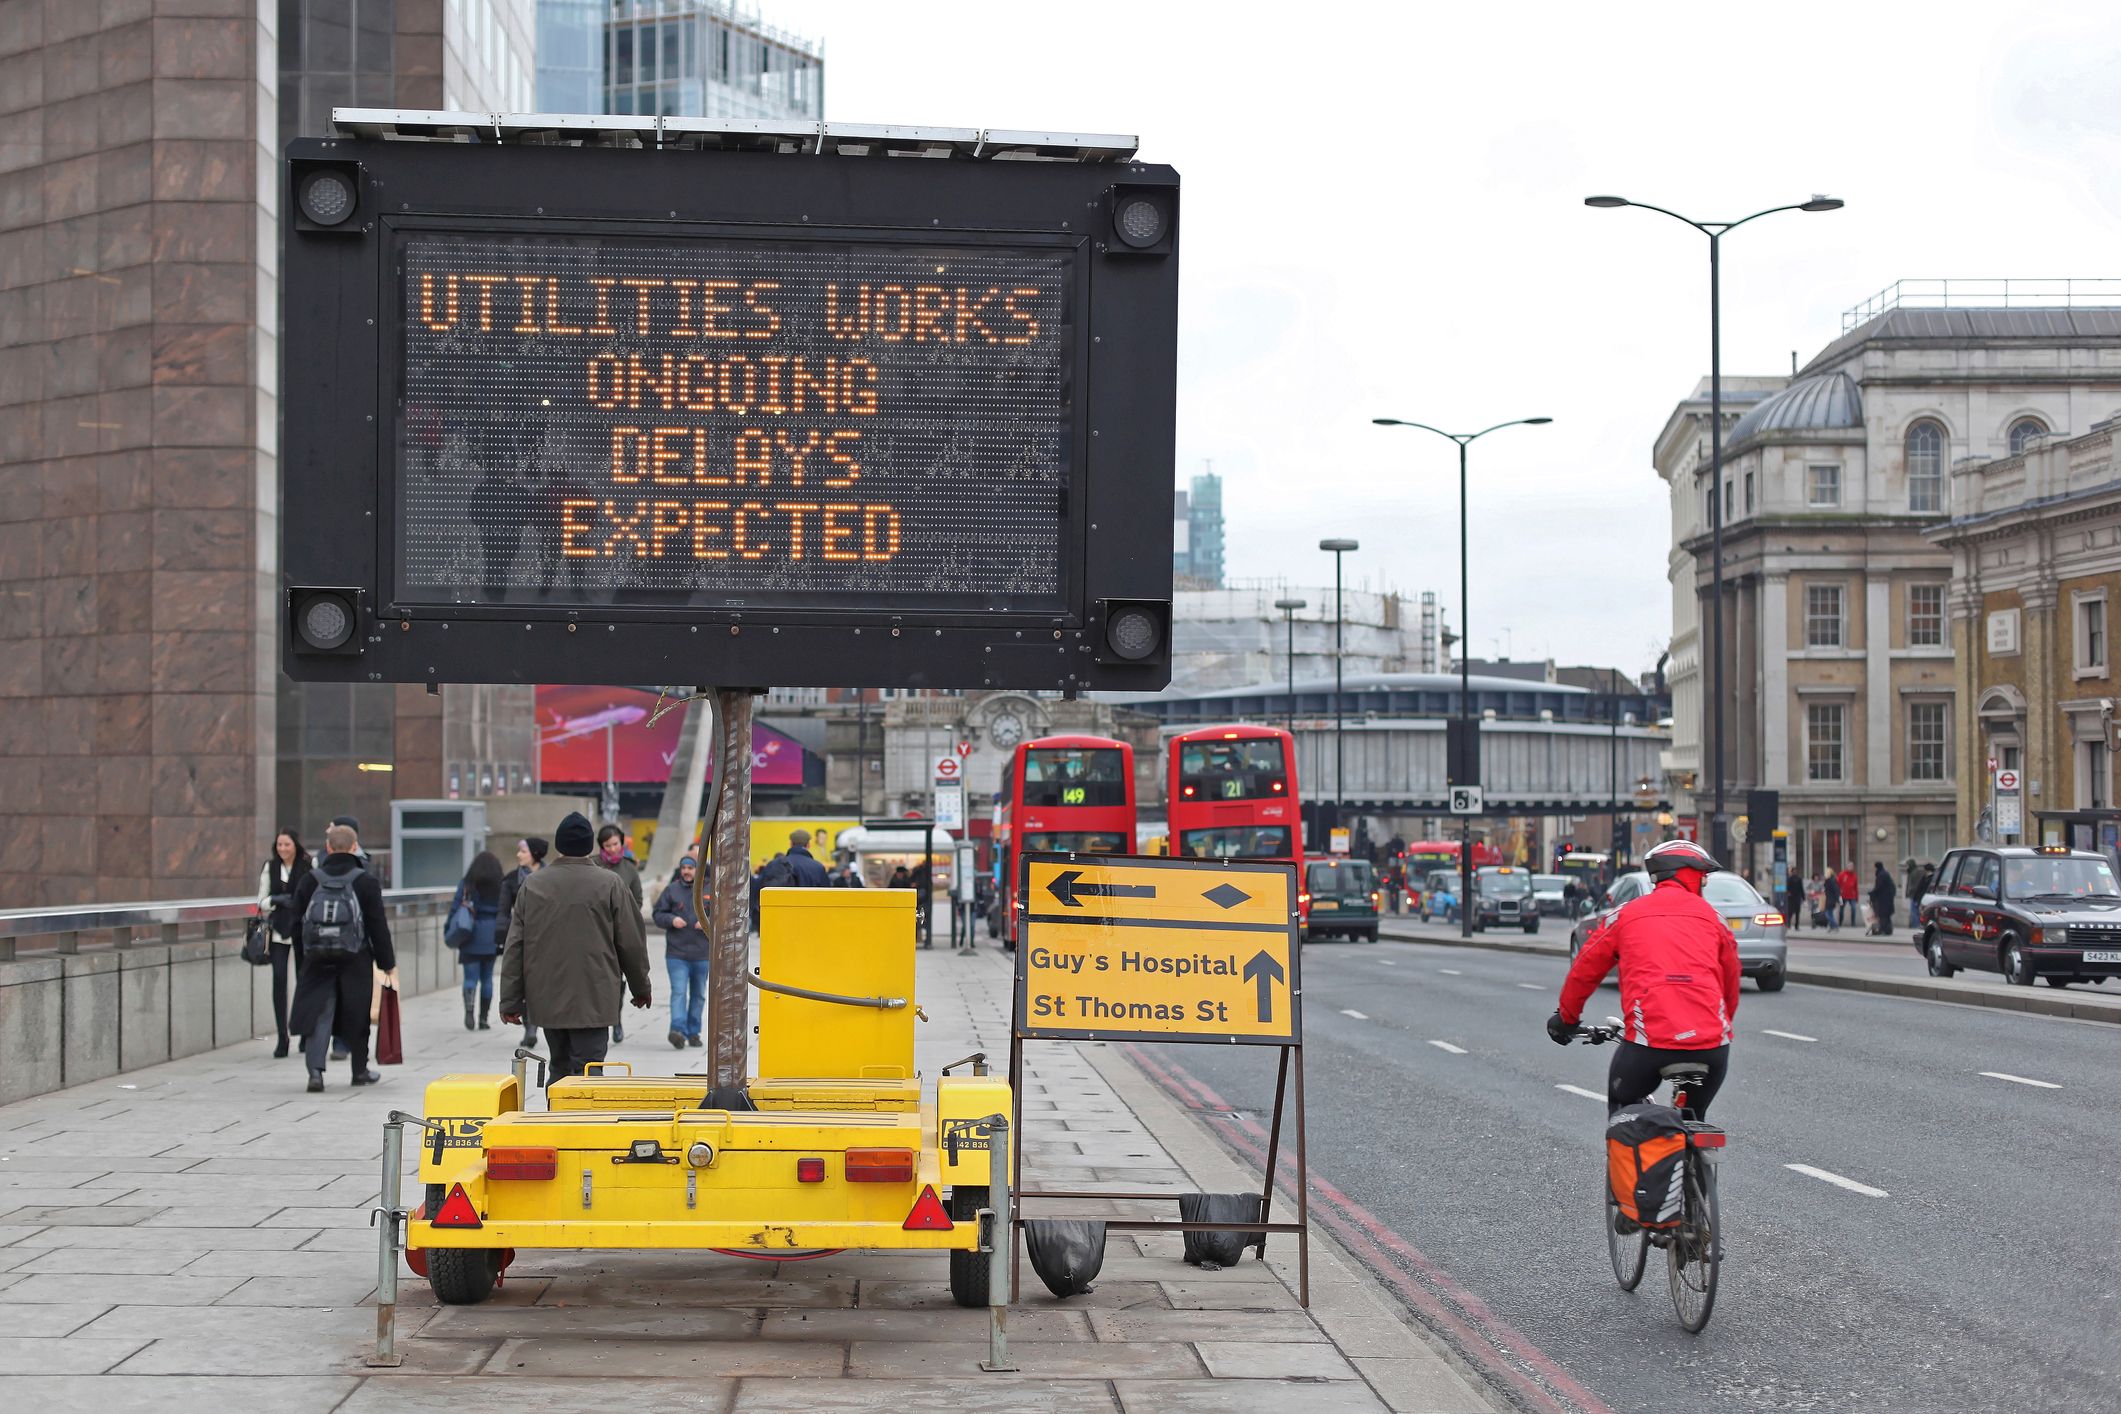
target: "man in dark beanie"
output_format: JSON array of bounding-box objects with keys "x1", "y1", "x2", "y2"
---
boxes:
[{"x1": 500, "y1": 812, "x2": 650, "y2": 1084}]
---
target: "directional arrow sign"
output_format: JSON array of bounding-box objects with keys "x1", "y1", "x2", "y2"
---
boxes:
[
  {"x1": 1015, "y1": 854, "x2": 1299, "y2": 1045},
  {"x1": 1047, "y1": 869, "x2": 1157, "y2": 909},
  {"x1": 1242, "y1": 950, "x2": 1285, "y2": 1023}
]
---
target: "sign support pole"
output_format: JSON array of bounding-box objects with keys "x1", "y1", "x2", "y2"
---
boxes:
[{"x1": 706, "y1": 688, "x2": 757, "y2": 1097}]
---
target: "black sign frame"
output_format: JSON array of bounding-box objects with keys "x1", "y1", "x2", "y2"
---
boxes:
[{"x1": 281, "y1": 135, "x2": 1178, "y2": 690}]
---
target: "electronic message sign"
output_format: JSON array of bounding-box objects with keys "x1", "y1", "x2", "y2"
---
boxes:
[{"x1": 281, "y1": 123, "x2": 1177, "y2": 692}]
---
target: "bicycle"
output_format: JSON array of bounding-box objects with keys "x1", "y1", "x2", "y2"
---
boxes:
[{"x1": 1570, "y1": 1022, "x2": 1725, "y2": 1333}]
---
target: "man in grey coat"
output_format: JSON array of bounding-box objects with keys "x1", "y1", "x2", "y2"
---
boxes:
[{"x1": 500, "y1": 812, "x2": 652, "y2": 1084}]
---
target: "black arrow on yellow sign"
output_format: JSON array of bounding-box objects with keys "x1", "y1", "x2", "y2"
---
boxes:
[
  {"x1": 1046, "y1": 870, "x2": 1156, "y2": 908},
  {"x1": 1242, "y1": 950, "x2": 1285, "y2": 1023}
]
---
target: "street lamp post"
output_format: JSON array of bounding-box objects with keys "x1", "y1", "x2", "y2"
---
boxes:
[
  {"x1": 1274, "y1": 597, "x2": 1307, "y2": 733},
  {"x1": 1584, "y1": 192, "x2": 1842, "y2": 869},
  {"x1": 1373, "y1": 417, "x2": 1551, "y2": 937},
  {"x1": 1318, "y1": 541, "x2": 1358, "y2": 846}
]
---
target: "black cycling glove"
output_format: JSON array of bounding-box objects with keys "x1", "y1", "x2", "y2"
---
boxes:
[{"x1": 1545, "y1": 1010, "x2": 1574, "y2": 1046}]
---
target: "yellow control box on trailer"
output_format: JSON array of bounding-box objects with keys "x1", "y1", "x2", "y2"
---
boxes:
[
  {"x1": 758, "y1": 888, "x2": 916, "y2": 1080},
  {"x1": 937, "y1": 1074, "x2": 1010, "y2": 1187}
]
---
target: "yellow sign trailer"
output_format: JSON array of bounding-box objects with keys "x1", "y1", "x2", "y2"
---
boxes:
[{"x1": 367, "y1": 889, "x2": 1017, "y2": 1367}]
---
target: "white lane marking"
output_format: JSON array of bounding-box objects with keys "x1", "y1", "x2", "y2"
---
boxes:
[
  {"x1": 1762, "y1": 1029, "x2": 1818, "y2": 1043},
  {"x1": 1339, "y1": 1009, "x2": 1370, "y2": 1020},
  {"x1": 1377, "y1": 959, "x2": 1396, "y2": 966},
  {"x1": 1556, "y1": 1084, "x2": 1605, "y2": 1101},
  {"x1": 1438, "y1": 968, "x2": 1463, "y2": 976},
  {"x1": 1517, "y1": 982, "x2": 1545, "y2": 990},
  {"x1": 1428, "y1": 1040, "x2": 1468, "y2": 1054},
  {"x1": 1981, "y1": 1071, "x2": 2061, "y2": 1089},
  {"x1": 1786, "y1": 1163, "x2": 1889, "y2": 1197}
]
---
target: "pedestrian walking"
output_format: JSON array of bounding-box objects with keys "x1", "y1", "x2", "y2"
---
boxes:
[
  {"x1": 1822, "y1": 869, "x2": 1842, "y2": 932},
  {"x1": 1805, "y1": 872, "x2": 1826, "y2": 929},
  {"x1": 257, "y1": 829, "x2": 312, "y2": 1059},
  {"x1": 1782, "y1": 866, "x2": 1802, "y2": 927},
  {"x1": 888, "y1": 864, "x2": 911, "y2": 889},
  {"x1": 653, "y1": 855, "x2": 707, "y2": 1050},
  {"x1": 1868, "y1": 862, "x2": 1897, "y2": 937},
  {"x1": 1908, "y1": 858, "x2": 1934, "y2": 929},
  {"x1": 500, "y1": 812, "x2": 651, "y2": 1085},
  {"x1": 1837, "y1": 865, "x2": 1860, "y2": 927},
  {"x1": 451, "y1": 851, "x2": 505, "y2": 1031},
  {"x1": 596, "y1": 824, "x2": 643, "y2": 1044},
  {"x1": 289, "y1": 823, "x2": 395, "y2": 1091},
  {"x1": 322, "y1": 815, "x2": 370, "y2": 1061},
  {"x1": 499, "y1": 837, "x2": 547, "y2": 1049}
]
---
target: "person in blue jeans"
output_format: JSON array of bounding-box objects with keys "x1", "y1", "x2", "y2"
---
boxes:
[
  {"x1": 653, "y1": 856, "x2": 709, "y2": 1049},
  {"x1": 453, "y1": 851, "x2": 505, "y2": 1030}
]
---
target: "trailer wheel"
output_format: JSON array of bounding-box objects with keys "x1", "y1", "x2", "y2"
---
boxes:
[
  {"x1": 426, "y1": 1246, "x2": 501, "y2": 1305},
  {"x1": 421, "y1": 1181, "x2": 500, "y2": 1305},
  {"x1": 948, "y1": 1185, "x2": 990, "y2": 1308}
]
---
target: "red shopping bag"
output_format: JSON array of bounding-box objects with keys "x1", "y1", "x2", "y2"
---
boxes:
[{"x1": 375, "y1": 981, "x2": 404, "y2": 1066}]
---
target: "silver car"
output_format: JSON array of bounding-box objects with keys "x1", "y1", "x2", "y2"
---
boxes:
[{"x1": 1566, "y1": 869, "x2": 1788, "y2": 991}]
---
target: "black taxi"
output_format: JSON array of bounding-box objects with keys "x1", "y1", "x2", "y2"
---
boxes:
[{"x1": 1916, "y1": 844, "x2": 2121, "y2": 987}]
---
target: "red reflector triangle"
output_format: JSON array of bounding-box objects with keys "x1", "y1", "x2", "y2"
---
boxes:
[
  {"x1": 431, "y1": 1182, "x2": 483, "y2": 1229},
  {"x1": 901, "y1": 1184, "x2": 953, "y2": 1232}
]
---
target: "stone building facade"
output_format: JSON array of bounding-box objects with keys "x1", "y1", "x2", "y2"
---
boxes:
[
  {"x1": 1659, "y1": 304, "x2": 2121, "y2": 887},
  {"x1": 1653, "y1": 375, "x2": 1784, "y2": 838},
  {"x1": 1930, "y1": 420, "x2": 2121, "y2": 857},
  {"x1": 0, "y1": 2, "x2": 530, "y2": 907}
]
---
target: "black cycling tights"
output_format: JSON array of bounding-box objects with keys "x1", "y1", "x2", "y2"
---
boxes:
[{"x1": 1607, "y1": 1041, "x2": 1729, "y2": 1119}]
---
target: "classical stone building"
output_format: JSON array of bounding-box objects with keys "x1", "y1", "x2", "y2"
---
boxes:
[
  {"x1": 1930, "y1": 419, "x2": 2121, "y2": 857},
  {"x1": 1653, "y1": 375, "x2": 1784, "y2": 838},
  {"x1": 1658, "y1": 299, "x2": 2121, "y2": 885}
]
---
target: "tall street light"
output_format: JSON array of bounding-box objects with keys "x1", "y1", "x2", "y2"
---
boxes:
[
  {"x1": 1373, "y1": 417, "x2": 1552, "y2": 937},
  {"x1": 1317, "y1": 541, "x2": 1358, "y2": 848},
  {"x1": 1584, "y1": 192, "x2": 1843, "y2": 870},
  {"x1": 1274, "y1": 597, "x2": 1307, "y2": 733}
]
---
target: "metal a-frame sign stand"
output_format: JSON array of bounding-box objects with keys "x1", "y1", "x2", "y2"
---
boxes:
[{"x1": 1004, "y1": 852, "x2": 1310, "y2": 1305}]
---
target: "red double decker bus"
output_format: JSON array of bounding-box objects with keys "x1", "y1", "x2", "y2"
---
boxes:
[
  {"x1": 1400, "y1": 837, "x2": 1501, "y2": 913},
  {"x1": 1165, "y1": 725, "x2": 1301, "y2": 864},
  {"x1": 993, "y1": 734, "x2": 1137, "y2": 946}
]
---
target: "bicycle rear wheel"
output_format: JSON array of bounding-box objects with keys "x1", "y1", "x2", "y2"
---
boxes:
[
  {"x1": 1606, "y1": 1182, "x2": 1647, "y2": 1291},
  {"x1": 1666, "y1": 1156, "x2": 1719, "y2": 1332}
]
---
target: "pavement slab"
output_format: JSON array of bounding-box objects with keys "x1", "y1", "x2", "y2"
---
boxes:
[
  {"x1": 0, "y1": 1375, "x2": 360, "y2": 1413},
  {"x1": 483, "y1": 1334, "x2": 846, "y2": 1377},
  {"x1": 1114, "y1": 1380, "x2": 1390, "y2": 1413},
  {"x1": 0, "y1": 1336, "x2": 152, "y2": 1374},
  {"x1": 730, "y1": 1377, "x2": 1112, "y2": 1413},
  {"x1": 845, "y1": 1338, "x2": 1204, "y2": 1379}
]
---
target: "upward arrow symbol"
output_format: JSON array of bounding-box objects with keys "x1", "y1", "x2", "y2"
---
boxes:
[{"x1": 1242, "y1": 950, "x2": 1285, "y2": 1024}]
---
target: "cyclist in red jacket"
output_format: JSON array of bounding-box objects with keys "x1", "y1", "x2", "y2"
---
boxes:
[{"x1": 1546, "y1": 839, "x2": 1741, "y2": 1118}]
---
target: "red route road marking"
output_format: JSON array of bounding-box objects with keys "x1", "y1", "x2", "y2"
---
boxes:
[{"x1": 1124, "y1": 1043, "x2": 1618, "y2": 1414}]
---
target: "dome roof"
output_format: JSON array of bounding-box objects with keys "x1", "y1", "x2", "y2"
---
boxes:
[{"x1": 1726, "y1": 371, "x2": 1862, "y2": 446}]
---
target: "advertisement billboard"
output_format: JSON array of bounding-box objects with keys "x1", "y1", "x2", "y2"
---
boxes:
[{"x1": 536, "y1": 685, "x2": 807, "y2": 787}]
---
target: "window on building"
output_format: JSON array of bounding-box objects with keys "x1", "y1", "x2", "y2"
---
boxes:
[
  {"x1": 1900, "y1": 817, "x2": 1953, "y2": 867},
  {"x1": 1907, "y1": 420, "x2": 1945, "y2": 512},
  {"x1": 2008, "y1": 417, "x2": 2047, "y2": 455},
  {"x1": 1743, "y1": 470, "x2": 1754, "y2": 513},
  {"x1": 1908, "y1": 701, "x2": 1948, "y2": 782},
  {"x1": 1724, "y1": 479, "x2": 1733, "y2": 520},
  {"x1": 2078, "y1": 595, "x2": 2109, "y2": 676},
  {"x1": 2085, "y1": 739, "x2": 2111, "y2": 810},
  {"x1": 1806, "y1": 464, "x2": 1841, "y2": 507},
  {"x1": 1908, "y1": 583, "x2": 1945, "y2": 647},
  {"x1": 1806, "y1": 583, "x2": 1844, "y2": 648},
  {"x1": 1807, "y1": 703, "x2": 1846, "y2": 781}
]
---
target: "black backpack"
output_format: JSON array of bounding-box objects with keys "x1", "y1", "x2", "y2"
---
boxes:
[{"x1": 303, "y1": 869, "x2": 369, "y2": 955}]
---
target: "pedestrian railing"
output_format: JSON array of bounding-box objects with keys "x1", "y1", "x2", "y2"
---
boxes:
[{"x1": 0, "y1": 889, "x2": 452, "y2": 962}]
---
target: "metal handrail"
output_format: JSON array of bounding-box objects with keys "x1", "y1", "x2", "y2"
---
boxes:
[
  {"x1": 0, "y1": 887, "x2": 454, "y2": 960},
  {"x1": 1842, "y1": 278, "x2": 2121, "y2": 331}
]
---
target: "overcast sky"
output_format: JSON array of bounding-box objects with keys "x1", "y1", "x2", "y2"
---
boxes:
[{"x1": 793, "y1": 0, "x2": 2121, "y2": 675}]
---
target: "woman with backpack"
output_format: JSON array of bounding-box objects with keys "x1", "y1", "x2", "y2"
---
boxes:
[
  {"x1": 257, "y1": 829, "x2": 312, "y2": 1059},
  {"x1": 450, "y1": 851, "x2": 506, "y2": 1031}
]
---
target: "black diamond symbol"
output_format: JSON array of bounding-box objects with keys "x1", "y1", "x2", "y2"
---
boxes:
[{"x1": 1203, "y1": 883, "x2": 1251, "y2": 910}]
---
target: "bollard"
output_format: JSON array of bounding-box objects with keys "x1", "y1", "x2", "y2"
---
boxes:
[
  {"x1": 980, "y1": 1114, "x2": 1017, "y2": 1372},
  {"x1": 368, "y1": 1114, "x2": 408, "y2": 1367}
]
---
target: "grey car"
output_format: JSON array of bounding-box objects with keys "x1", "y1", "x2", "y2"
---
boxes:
[{"x1": 1567, "y1": 869, "x2": 1788, "y2": 991}]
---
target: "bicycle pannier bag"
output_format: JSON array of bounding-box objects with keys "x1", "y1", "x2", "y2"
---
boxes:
[
  {"x1": 1606, "y1": 1102, "x2": 1688, "y2": 1228},
  {"x1": 302, "y1": 869, "x2": 369, "y2": 956}
]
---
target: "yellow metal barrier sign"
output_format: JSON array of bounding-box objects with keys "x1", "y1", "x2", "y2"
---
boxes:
[{"x1": 1014, "y1": 854, "x2": 1300, "y2": 1045}]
